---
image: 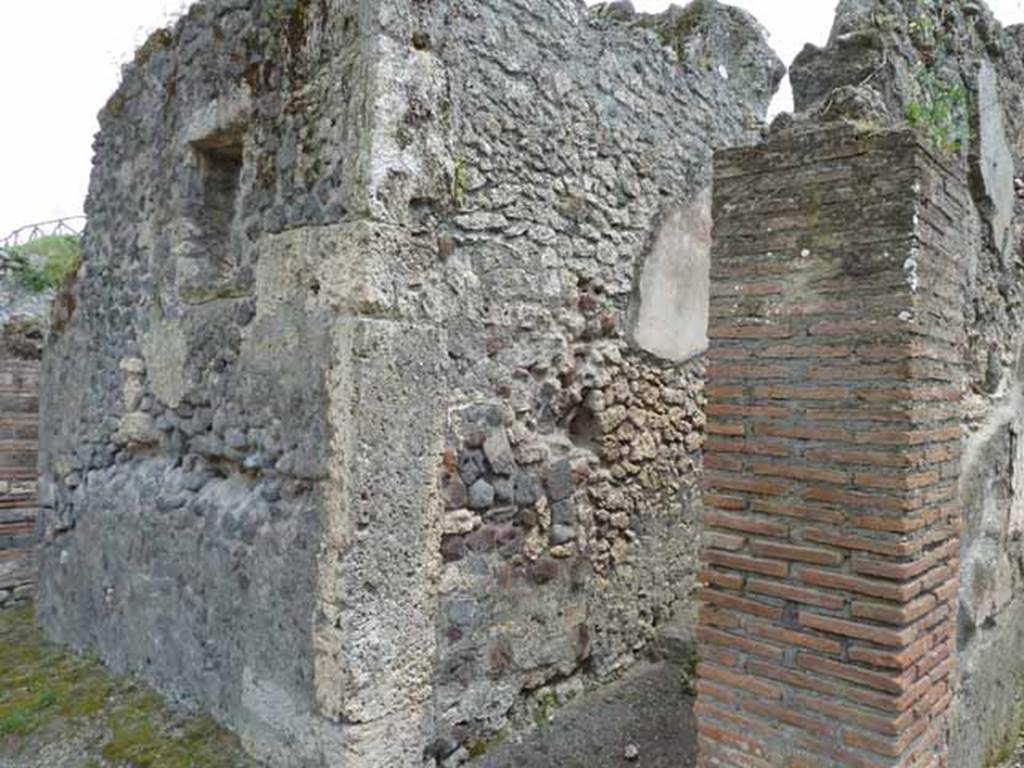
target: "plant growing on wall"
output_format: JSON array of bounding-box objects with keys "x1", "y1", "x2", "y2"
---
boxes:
[
  {"x1": 905, "y1": 66, "x2": 969, "y2": 156},
  {"x1": 7, "y1": 235, "x2": 81, "y2": 294}
]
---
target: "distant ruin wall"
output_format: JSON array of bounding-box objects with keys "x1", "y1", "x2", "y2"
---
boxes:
[{"x1": 0, "y1": 333, "x2": 41, "y2": 609}]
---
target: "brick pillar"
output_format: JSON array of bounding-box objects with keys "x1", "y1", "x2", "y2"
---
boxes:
[
  {"x1": 0, "y1": 355, "x2": 40, "y2": 608},
  {"x1": 696, "y1": 127, "x2": 966, "y2": 768}
]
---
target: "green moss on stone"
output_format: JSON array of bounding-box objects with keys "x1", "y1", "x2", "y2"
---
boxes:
[
  {"x1": 134, "y1": 27, "x2": 175, "y2": 67},
  {"x1": 0, "y1": 606, "x2": 255, "y2": 766}
]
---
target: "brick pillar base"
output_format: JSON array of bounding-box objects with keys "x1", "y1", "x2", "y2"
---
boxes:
[{"x1": 696, "y1": 127, "x2": 966, "y2": 768}]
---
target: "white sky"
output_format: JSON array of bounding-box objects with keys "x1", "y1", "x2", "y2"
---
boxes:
[{"x1": 1, "y1": 0, "x2": 1023, "y2": 239}]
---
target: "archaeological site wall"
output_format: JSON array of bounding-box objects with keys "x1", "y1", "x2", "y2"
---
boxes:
[
  {"x1": 34, "y1": 0, "x2": 782, "y2": 766},
  {"x1": 33, "y1": 0, "x2": 1024, "y2": 765}
]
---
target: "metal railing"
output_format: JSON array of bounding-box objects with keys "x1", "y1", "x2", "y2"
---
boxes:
[{"x1": 1, "y1": 217, "x2": 87, "y2": 250}]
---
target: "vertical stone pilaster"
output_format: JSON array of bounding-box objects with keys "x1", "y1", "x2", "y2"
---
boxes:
[
  {"x1": 316, "y1": 317, "x2": 446, "y2": 767},
  {"x1": 696, "y1": 128, "x2": 967, "y2": 768}
]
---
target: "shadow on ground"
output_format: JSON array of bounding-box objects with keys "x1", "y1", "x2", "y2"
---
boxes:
[{"x1": 473, "y1": 660, "x2": 697, "y2": 768}]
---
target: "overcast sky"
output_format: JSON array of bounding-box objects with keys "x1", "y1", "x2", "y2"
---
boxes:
[{"x1": 1, "y1": 0, "x2": 1023, "y2": 239}]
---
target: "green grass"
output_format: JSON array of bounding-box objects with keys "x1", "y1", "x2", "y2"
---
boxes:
[
  {"x1": 6, "y1": 235, "x2": 81, "y2": 294},
  {"x1": 0, "y1": 605, "x2": 255, "y2": 767},
  {"x1": 905, "y1": 67, "x2": 969, "y2": 157}
]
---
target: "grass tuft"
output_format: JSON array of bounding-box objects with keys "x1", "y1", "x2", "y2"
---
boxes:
[
  {"x1": 6, "y1": 235, "x2": 81, "y2": 294},
  {"x1": 0, "y1": 605, "x2": 255, "y2": 767}
]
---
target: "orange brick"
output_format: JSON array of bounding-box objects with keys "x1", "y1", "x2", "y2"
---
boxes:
[
  {"x1": 750, "y1": 539, "x2": 844, "y2": 566},
  {"x1": 698, "y1": 662, "x2": 784, "y2": 700},
  {"x1": 791, "y1": 693, "x2": 911, "y2": 737},
  {"x1": 708, "y1": 362, "x2": 791, "y2": 380},
  {"x1": 851, "y1": 554, "x2": 936, "y2": 581},
  {"x1": 699, "y1": 605, "x2": 743, "y2": 630},
  {"x1": 697, "y1": 587, "x2": 784, "y2": 620},
  {"x1": 755, "y1": 423, "x2": 851, "y2": 442},
  {"x1": 797, "y1": 611, "x2": 917, "y2": 648},
  {"x1": 915, "y1": 643, "x2": 951, "y2": 679},
  {"x1": 842, "y1": 724, "x2": 923, "y2": 759},
  {"x1": 808, "y1": 318, "x2": 912, "y2": 337},
  {"x1": 851, "y1": 595, "x2": 936, "y2": 625},
  {"x1": 699, "y1": 567, "x2": 745, "y2": 591},
  {"x1": 705, "y1": 384, "x2": 747, "y2": 399},
  {"x1": 705, "y1": 454, "x2": 745, "y2": 472},
  {"x1": 706, "y1": 437, "x2": 792, "y2": 457},
  {"x1": 703, "y1": 492, "x2": 747, "y2": 511},
  {"x1": 702, "y1": 646, "x2": 742, "y2": 668},
  {"x1": 709, "y1": 322, "x2": 793, "y2": 340},
  {"x1": 801, "y1": 486, "x2": 913, "y2": 512},
  {"x1": 746, "y1": 620, "x2": 842, "y2": 655},
  {"x1": 796, "y1": 653, "x2": 910, "y2": 695},
  {"x1": 913, "y1": 680, "x2": 947, "y2": 718},
  {"x1": 741, "y1": 698, "x2": 836, "y2": 738},
  {"x1": 704, "y1": 437, "x2": 745, "y2": 453},
  {"x1": 848, "y1": 637, "x2": 930, "y2": 669},
  {"x1": 849, "y1": 512, "x2": 934, "y2": 533},
  {"x1": 853, "y1": 470, "x2": 940, "y2": 491},
  {"x1": 751, "y1": 461, "x2": 848, "y2": 485},
  {"x1": 697, "y1": 626, "x2": 783, "y2": 661},
  {"x1": 857, "y1": 386, "x2": 957, "y2": 404},
  {"x1": 928, "y1": 656, "x2": 954, "y2": 683},
  {"x1": 756, "y1": 344, "x2": 853, "y2": 360},
  {"x1": 923, "y1": 443, "x2": 959, "y2": 463},
  {"x1": 750, "y1": 498, "x2": 844, "y2": 524},
  {"x1": 705, "y1": 509, "x2": 789, "y2": 537},
  {"x1": 800, "y1": 568, "x2": 922, "y2": 602},
  {"x1": 753, "y1": 384, "x2": 850, "y2": 400},
  {"x1": 705, "y1": 471, "x2": 790, "y2": 497},
  {"x1": 745, "y1": 577, "x2": 845, "y2": 610},
  {"x1": 706, "y1": 551, "x2": 789, "y2": 578},
  {"x1": 706, "y1": 403, "x2": 791, "y2": 418},
  {"x1": 696, "y1": 679, "x2": 737, "y2": 705},
  {"x1": 804, "y1": 447, "x2": 921, "y2": 468},
  {"x1": 747, "y1": 659, "x2": 906, "y2": 714},
  {"x1": 704, "y1": 531, "x2": 747, "y2": 552},
  {"x1": 803, "y1": 528, "x2": 921, "y2": 557},
  {"x1": 708, "y1": 421, "x2": 746, "y2": 436}
]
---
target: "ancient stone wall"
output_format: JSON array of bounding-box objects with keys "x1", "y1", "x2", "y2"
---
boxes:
[
  {"x1": 697, "y1": 126, "x2": 967, "y2": 768},
  {"x1": 34, "y1": 1, "x2": 782, "y2": 766},
  {"x1": 422, "y1": 2, "x2": 780, "y2": 758}
]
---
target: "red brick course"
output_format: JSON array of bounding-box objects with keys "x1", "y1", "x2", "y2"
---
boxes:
[{"x1": 696, "y1": 128, "x2": 965, "y2": 768}]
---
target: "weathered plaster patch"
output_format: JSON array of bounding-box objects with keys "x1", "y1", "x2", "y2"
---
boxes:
[
  {"x1": 630, "y1": 189, "x2": 712, "y2": 363},
  {"x1": 140, "y1": 318, "x2": 189, "y2": 408},
  {"x1": 973, "y1": 61, "x2": 1015, "y2": 264}
]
